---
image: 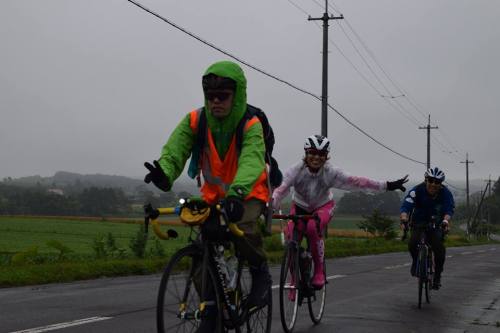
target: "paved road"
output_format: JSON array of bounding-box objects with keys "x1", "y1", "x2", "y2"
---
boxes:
[{"x1": 1, "y1": 244, "x2": 499, "y2": 333}]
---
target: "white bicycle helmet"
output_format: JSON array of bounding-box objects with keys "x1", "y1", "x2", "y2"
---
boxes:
[
  {"x1": 304, "y1": 134, "x2": 331, "y2": 152},
  {"x1": 425, "y1": 167, "x2": 445, "y2": 181}
]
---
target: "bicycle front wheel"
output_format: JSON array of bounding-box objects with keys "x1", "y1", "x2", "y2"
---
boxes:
[
  {"x1": 417, "y1": 246, "x2": 427, "y2": 309},
  {"x1": 279, "y1": 244, "x2": 300, "y2": 333},
  {"x1": 156, "y1": 244, "x2": 223, "y2": 333},
  {"x1": 238, "y1": 265, "x2": 272, "y2": 333}
]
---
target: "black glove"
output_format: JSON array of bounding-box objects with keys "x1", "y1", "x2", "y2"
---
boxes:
[
  {"x1": 387, "y1": 174, "x2": 409, "y2": 192},
  {"x1": 144, "y1": 160, "x2": 170, "y2": 192},
  {"x1": 225, "y1": 196, "x2": 245, "y2": 223}
]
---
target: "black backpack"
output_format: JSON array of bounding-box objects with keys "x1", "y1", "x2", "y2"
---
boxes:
[{"x1": 189, "y1": 104, "x2": 283, "y2": 189}]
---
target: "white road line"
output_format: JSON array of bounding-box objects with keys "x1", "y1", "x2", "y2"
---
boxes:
[
  {"x1": 9, "y1": 316, "x2": 112, "y2": 333},
  {"x1": 460, "y1": 251, "x2": 473, "y2": 255},
  {"x1": 446, "y1": 255, "x2": 453, "y2": 258},
  {"x1": 384, "y1": 263, "x2": 411, "y2": 270},
  {"x1": 271, "y1": 274, "x2": 346, "y2": 289}
]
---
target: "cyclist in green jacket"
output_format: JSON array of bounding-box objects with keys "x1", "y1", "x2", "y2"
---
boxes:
[{"x1": 144, "y1": 60, "x2": 272, "y2": 332}]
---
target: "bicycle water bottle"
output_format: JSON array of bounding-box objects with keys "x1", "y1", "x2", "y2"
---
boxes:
[{"x1": 214, "y1": 246, "x2": 231, "y2": 286}]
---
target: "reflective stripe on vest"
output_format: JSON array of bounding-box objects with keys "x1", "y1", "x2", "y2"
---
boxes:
[{"x1": 189, "y1": 109, "x2": 269, "y2": 204}]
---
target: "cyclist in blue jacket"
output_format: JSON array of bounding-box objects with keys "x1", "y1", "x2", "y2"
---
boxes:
[{"x1": 400, "y1": 167, "x2": 455, "y2": 290}]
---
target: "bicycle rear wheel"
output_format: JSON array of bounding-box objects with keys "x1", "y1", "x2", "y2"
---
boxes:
[
  {"x1": 307, "y1": 257, "x2": 326, "y2": 324},
  {"x1": 156, "y1": 245, "x2": 223, "y2": 333},
  {"x1": 279, "y1": 244, "x2": 300, "y2": 333}
]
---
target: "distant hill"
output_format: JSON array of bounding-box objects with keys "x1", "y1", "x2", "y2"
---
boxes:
[
  {"x1": 1, "y1": 172, "x2": 489, "y2": 203},
  {"x1": 2, "y1": 171, "x2": 200, "y2": 196}
]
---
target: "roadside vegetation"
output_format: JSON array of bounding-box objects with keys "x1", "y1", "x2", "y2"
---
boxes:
[{"x1": 1, "y1": 215, "x2": 496, "y2": 287}]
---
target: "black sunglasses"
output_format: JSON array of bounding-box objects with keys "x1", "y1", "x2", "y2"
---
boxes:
[
  {"x1": 306, "y1": 149, "x2": 328, "y2": 157},
  {"x1": 205, "y1": 91, "x2": 233, "y2": 102},
  {"x1": 426, "y1": 178, "x2": 442, "y2": 185}
]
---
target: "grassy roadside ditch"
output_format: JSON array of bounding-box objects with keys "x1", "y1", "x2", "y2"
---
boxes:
[{"x1": 1, "y1": 232, "x2": 495, "y2": 288}]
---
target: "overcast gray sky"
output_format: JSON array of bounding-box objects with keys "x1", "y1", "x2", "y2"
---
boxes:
[{"x1": 1, "y1": 0, "x2": 499, "y2": 185}]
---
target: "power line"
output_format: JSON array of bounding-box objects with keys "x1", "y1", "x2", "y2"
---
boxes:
[
  {"x1": 324, "y1": 1, "x2": 466, "y2": 160},
  {"x1": 296, "y1": 0, "x2": 427, "y2": 128},
  {"x1": 126, "y1": 0, "x2": 425, "y2": 165}
]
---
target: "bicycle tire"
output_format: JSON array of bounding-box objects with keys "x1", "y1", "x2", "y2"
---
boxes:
[
  {"x1": 279, "y1": 243, "x2": 300, "y2": 333},
  {"x1": 417, "y1": 246, "x2": 427, "y2": 309},
  {"x1": 156, "y1": 244, "x2": 224, "y2": 333},
  {"x1": 307, "y1": 256, "x2": 326, "y2": 324},
  {"x1": 425, "y1": 252, "x2": 433, "y2": 304},
  {"x1": 236, "y1": 264, "x2": 273, "y2": 333}
]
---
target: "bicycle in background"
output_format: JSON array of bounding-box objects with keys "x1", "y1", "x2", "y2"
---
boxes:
[
  {"x1": 402, "y1": 220, "x2": 446, "y2": 309},
  {"x1": 273, "y1": 213, "x2": 327, "y2": 332},
  {"x1": 144, "y1": 198, "x2": 272, "y2": 333}
]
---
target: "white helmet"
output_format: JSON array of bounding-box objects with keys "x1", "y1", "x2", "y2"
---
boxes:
[
  {"x1": 304, "y1": 135, "x2": 331, "y2": 152},
  {"x1": 425, "y1": 167, "x2": 445, "y2": 181}
]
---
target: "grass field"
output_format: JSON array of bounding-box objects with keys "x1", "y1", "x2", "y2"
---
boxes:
[
  {"x1": 0, "y1": 216, "x2": 192, "y2": 256},
  {"x1": 1, "y1": 215, "x2": 495, "y2": 287},
  {"x1": 0, "y1": 215, "x2": 371, "y2": 255}
]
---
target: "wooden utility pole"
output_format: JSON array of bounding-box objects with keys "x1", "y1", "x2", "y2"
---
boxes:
[
  {"x1": 419, "y1": 115, "x2": 438, "y2": 169},
  {"x1": 461, "y1": 153, "x2": 474, "y2": 235},
  {"x1": 308, "y1": 0, "x2": 343, "y2": 138}
]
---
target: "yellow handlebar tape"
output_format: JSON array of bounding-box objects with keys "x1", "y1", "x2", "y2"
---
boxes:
[
  {"x1": 158, "y1": 207, "x2": 176, "y2": 214},
  {"x1": 228, "y1": 223, "x2": 244, "y2": 237}
]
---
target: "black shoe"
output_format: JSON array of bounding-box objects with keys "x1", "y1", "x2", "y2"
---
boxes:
[
  {"x1": 195, "y1": 305, "x2": 217, "y2": 333},
  {"x1": 410, "y1": 260, "x2": 417, "y2": 277},
  {"x1": 247, "y1": 262, "x2": 272, "y2": 310},
  {"x1": 432, "y1": 274, "x2": 441, "y2": 290}
]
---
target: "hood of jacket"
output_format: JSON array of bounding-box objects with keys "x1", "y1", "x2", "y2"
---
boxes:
[{"x1": 203, "y1": 61, "x2": 247, "y2": 158}]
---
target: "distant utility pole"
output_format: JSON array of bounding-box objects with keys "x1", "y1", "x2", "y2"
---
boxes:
[
  {"x1": 308, "y1": 0, "x2": 343, "y2": 137},
  {"x1": 485, "y1": 175, "x2": 492, "y2": 232},
  {"x1": 461, "y1": 152, "x2": 474, "y2": 235},
  {"x1": 460, "y1": 153, "x2": 474, "y2": 210},
  {"x1": 418, "y1": 115, "x2": 438, "y2": 169}
]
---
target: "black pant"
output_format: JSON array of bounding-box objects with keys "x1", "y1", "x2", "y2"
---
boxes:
[{"x1": 408, "y1": 228, "x2": 445, "y2": 275}]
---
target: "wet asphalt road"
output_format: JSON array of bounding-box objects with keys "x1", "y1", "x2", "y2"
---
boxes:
[{"x1": 1, "y1": 244, "x2": 499, "y2": 333}]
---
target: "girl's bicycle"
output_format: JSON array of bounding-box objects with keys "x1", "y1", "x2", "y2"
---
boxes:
[
  {"x1": 273, "y1": 213, "x2": 327, "y2": 333},
  {"x1": 144, "y1": 198, "x2": 272, "y2": 333}
]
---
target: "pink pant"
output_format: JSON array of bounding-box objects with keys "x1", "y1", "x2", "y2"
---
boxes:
[{"x1": 285, "y1": 201, "x2": 335, "y2": 267}]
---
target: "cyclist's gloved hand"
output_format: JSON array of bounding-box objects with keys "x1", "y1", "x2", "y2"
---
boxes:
[
  {"x1": 387, "y1": 174, "x2": 409, "y2": 191},
  {"x1": 225, "y1": 196, "x2": 245, "y2": 222},
  {"x1": 144, "y1": 160, "x2": 170, "y2": 192}
]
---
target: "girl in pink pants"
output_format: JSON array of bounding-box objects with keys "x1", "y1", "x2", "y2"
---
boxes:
[{"x1": 272, "y1": 134, "x2": 408, "y2": 289}]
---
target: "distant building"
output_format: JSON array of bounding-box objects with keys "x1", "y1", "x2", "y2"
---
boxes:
[{"x1": 47, "y1": 188, "x2": 64, "y2": 196}]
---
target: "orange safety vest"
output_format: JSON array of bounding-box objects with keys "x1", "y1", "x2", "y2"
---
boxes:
[{"x1": 189, "y1": 109, "x2": 269, "y2": 204}]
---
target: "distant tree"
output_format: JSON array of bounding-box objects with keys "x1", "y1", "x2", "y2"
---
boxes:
[
  {"x1": 357, "y1": 210, "x2": 398, "y2": 240},
  {"x1": 78, "y1": 187, "x2": 130, "y2": 216},
  {"x1": 337, "y1": 191, "x2": 401, "y2": 215}
]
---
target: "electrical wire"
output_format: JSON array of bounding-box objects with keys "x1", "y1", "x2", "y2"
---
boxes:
[{"x1": 126, "y1": 0, "x2": 425, "y2": 165}]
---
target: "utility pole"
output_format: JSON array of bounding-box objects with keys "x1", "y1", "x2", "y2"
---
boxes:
[
  {"x1": 418, "y1": 115, "x2": 438, "y2": 169},
  {"x1": 485, "y1": 175, "x2": 492, "y2": 237},
  {"x1": 460, "y1": 152, "x2": 474, "y2": 235},
  {"x1": 308, "y1": 0, "x2": 343, "y2": 137}
]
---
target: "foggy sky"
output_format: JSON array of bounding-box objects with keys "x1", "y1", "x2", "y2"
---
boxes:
[{"x1": 1, "y1": 0, "x2": 499, "y2": 186}]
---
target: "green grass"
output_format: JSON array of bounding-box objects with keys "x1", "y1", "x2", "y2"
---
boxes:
[
  {"x1": 329, "y1": 214, "x2": 366, "y2": 230},
  {"x1": 0, "y1": 216, "x2": 192, "y2": 255},
  {"x1": 0, "y1": 216, "x2": 497, "y2": 287}
]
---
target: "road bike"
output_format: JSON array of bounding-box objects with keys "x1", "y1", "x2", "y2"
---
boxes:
[
  {"x1": 273, "y1": 213, "x2": 326, "y2": 332},
  {"x1": 403, "y1": 221, "x2": 444, "y2": 309},
  {"x1": 144, "y1": 198, "x2": 272, "y2": 332}
]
